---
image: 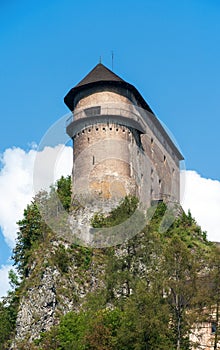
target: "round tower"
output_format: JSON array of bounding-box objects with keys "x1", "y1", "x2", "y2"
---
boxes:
[
  {"x1": 64, "y1": 63, "x2": 150, "y2": 203},
  {"x1": 64, "y1": 63, "x2": 184, "y2": 206}
]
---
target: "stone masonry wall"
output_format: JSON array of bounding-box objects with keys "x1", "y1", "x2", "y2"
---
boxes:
[
  {"x1": 71, "y1": 89, "x2": 181, "y2": 205},
  {"x1": 73, "y1": 123, "x2": 138, "y2": 200}
]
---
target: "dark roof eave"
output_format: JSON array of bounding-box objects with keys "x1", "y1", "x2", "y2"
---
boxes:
[{"x1": 64, "y1": 80, "x2": 155, "y2": 115}]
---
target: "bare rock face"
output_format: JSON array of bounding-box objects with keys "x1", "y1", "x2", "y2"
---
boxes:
[
  {"x1": 15, "y1": 267, "x2": 60, "y2": 342},
  {"x1": 11, "y1": 236, "x2": 105, "y2": 348}
]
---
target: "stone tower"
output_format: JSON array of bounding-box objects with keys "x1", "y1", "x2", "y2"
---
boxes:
[{"x1": 64, "y1": 63, "x2": 183, "y2": 207}]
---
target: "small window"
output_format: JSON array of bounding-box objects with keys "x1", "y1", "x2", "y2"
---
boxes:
[
  {"x1": 211, "y1": 322, "x2": 217, "y2": 334},
  {"x1": 103, "y1": 127, "x2": 106, "y2": 131},
  {"x1": 164, "y1": 155, "x2": 166, "y2": 163},
  {"x1": 84, "y1": 106, "x2": 101, "y2": 117},
  {"x1": 151, "y1": 138, "x2": 154, "y2": 145},
  {"x1": 116, "y1": 128, "x2": 118, "y2": 132},
  {"x1": 88, "y1": 129, "x2": 91, "y2": 132},
  {"x1": 88, "y1": 138, "x2": 90, "y2": 142},
  {"x1": 92, "y1": 156, "x2": 95, "y2": 165},
  {"x1": 110, "y1": 127, "x2": 112, "y2": 131},
  {"x1": 96, "y1": 127, "x2": 99, "y2": 131}
]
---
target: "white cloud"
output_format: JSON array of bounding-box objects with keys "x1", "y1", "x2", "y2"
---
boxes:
[
  {"x1": 0, "y1": 148, "x2": 36, "y2": 248},
  {"x1": 0, "y1": 146, "x2": 72, "y2": 248},
  {"x1": 33, "y1": 144, "x2": 72, "y2": 193},
  {"x1": 181, "y1": 170, "x2": 220, "y2": 242},
  {"x1": 0, "y1": 264, "x2": 13, "y2": 299}
]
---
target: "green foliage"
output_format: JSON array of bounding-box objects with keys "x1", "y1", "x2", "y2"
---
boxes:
[
  {"x1": 56, "y1": 175, "x2": 71, "y2": 211},
  {"x1": 202, "y1": 245, "x2": 220, "y2": 349},
  {"x1": 37, "y1": 280, "x2": 172, "y2": 350},
  {"x1": 8, "y1": 269, "x2": 19, "y2": 289},
  {"x1": 0, "y1": 302, "x2": 15, "y2": 349},
  {"x1": 50, "y1": 311, "x2": 87, "y2": 350},
  {"x1": 36, "y1": 304, "x2": 121, "y2": 350},
  {"x1": 52, "y1": 244, "x2": 70, "y2": 273},
  {"x1": 163, "y1": 235, "x2": 198, "y2": 349},
  {"x1": 13, "y1": 175, "x2": 72, "y2": 278},
  {"x1": 51, "y1": 244, "x2": 93, "y2": 273},
  {"x1": 117, "y1": 280, "x2": 172, "y2": 350},
  {"x1": 85, "y1": 308, "x2": 121, "y2": 350},
  {"x1": 91, "y1": 195, "x2": 138, "y2": 228},
  {"x1": 36, "y1": 203, "x2": 213, "y2": 349},
  {"x1": 172, "y1": 210, "x2": 211, "y2": 249},
  {"x1": 76, "y1": 246, "x2": 93, "y2": 269},
  {"x1": 4, "y1": 192, "x2": 220, "y2": 349},
  {"x1": 13, "y1": 195, "x2": 47, "y2": 277},
  {"x1": 0, "y1": 285, "x2": 20, "y2": 349}
]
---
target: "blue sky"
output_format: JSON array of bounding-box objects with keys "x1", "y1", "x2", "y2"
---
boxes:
[
  {"x1": 1, "y1": 0, "x2": 220, "y2": 177},
  {"x1": 0, "y1": 0, "x2": 220, "y2": 296}
]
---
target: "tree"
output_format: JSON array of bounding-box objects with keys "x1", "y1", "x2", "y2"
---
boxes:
[
  {"x1": 0, "y1": 288, "x2": 19, "y2": 349},
  {"x1": 117, "y1": 280, "x2": 172, "y2": 350},
  {"x1": 205, "y1": 245, "x2": 220, "y2": 350},
  {"x1": 163, "y1": 235, "x2": 200, "y2": 350},
  {"x1": 56, "y1": 175, "x2": 71, "y2": 211},
  {"x1": 13, "y1": 176, "x2": 72, "y2": 278},
  {"x1": 85, "y1": 308, "x2": 121, "y2": 350},
  {"x1": 12, "y1": 196, "x2": 47, "y2": 277},
  {"x1": 0, "y1": 301, "x2": 15, "y2": 349}
]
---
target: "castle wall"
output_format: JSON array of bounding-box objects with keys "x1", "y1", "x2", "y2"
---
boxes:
[
  {"x1": 73, "y1": 123, "x2": 138, "y2": 201},
  {"x1": 190, "y1": 321, "x2": 219, "y2": 349},
  {"x1": 141, "y1": 131, "x2": 180, "y2": 203},
  {"x1": 70, "y1": 89, "x2": 181, "y2": 205}
]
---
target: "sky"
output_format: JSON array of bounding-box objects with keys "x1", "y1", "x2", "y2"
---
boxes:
[{"x1": 0, "y1": 0, "x2": 220, "y2": 297}]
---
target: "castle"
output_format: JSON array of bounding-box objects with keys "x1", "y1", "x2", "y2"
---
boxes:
[{"x1": 64, "y1": 63, "x2": 183, "y2": 207}]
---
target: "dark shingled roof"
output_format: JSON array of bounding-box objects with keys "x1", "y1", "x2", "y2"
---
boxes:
[
  {"x1": 75, "y1": 63, "x2": 124, "y2": 87},
  {"x1": 64, "y1": 63, "x2": 155, "y2": 115}
]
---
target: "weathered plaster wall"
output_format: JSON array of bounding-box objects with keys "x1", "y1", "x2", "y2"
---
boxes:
[
  {"x1": 73, "y1": 123, "x2": 138, "y2": 201},
  {"x1": 70, "y1": 88, "x2": 181, "y2": 205},
  {"x1": 191, "y1": 321, "x2": 219, "y2": 350}
]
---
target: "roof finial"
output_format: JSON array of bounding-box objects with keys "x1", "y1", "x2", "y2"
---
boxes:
[
  {"x1": 111, "y1": 51, "x2": 114, "y2": 71},
  {"x1": 99, "y1": 56, "x2": 102, "y2": 64}
]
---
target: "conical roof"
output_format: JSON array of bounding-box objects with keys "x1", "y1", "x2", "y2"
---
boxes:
[
  {"x1": 64, "y1": 63, "x2": 154, "y2": 115},
  {"x1": 75, "y1": 63, "x2": 124, "y2": 87}
]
